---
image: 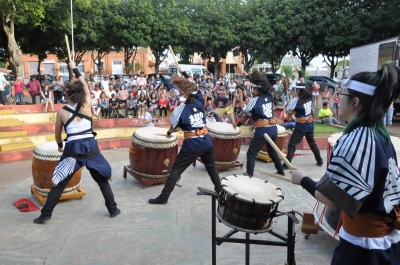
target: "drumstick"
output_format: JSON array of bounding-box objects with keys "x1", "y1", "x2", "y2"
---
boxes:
[
  {"x1": 263, "y1": 133, "x2": 294, "y2": 170},
  {"x1": 168, "y1": 45, "x2": 180, "y2": 68},
  {"x1": 258, "y1": 168, "x2": 291, "y2": 182},
  {"x1": 288, "y1": 50, "x2": 297, "y2": 68},
  {"x1": 65, "y1": 35, "x2": 72, "y2": 62},
  {"x1": 231, "y1": 46, "x2": 243, "y2": 73}
]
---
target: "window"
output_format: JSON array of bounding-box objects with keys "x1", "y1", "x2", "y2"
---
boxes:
[
  {"x1": 29, "y1": 62, "x2": 39, "y2": 75},
  {"x1": 43, "y1": 63, "x2": 54, "y2": 75},
  {"x1": 58, "y1": 62, "x2": 85, "y2": 77}
]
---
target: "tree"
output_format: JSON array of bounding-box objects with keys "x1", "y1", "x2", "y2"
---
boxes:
[{"x1": 0, "y1": 0, "x2": 46, "y2": 76}]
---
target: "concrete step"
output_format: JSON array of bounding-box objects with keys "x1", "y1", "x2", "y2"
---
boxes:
[
  {"x1": 0, "y1": 109, "x2": 14, "y2": 115},
  {"x1": 0, "y1": 130, "x2": 27, "y2": 138},
  {"x1": 0, "y1": 119, "x2": 22, "y2": 126},
  {"x1": 0, "y1": 141, "x2": 35, "y2": 152}
]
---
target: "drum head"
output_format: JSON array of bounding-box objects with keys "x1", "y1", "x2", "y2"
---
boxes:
[
  {"x1": 132, "y1": 127, "x2": 178, "y2": 148},
  {"x1": 276, "y1": 125, "x2": 286, "y2": 136},
  {"x1": 33, "y1": 142, "x2": 62, "y2": 161},
  {"x1": 328, "y1": 132, "x2": 342, "y2": 147},
  {"x1": 206, "y1": 122, "x2": 241, "y2": 139},
  {"x1": 221, "y1": 175, "x2": 283, "y2": 205}
]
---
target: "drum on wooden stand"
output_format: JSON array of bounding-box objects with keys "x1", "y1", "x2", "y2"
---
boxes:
[
  {"x1": 129, "y1": 127, "x2": 178, "y2": 179},
  {"x1": 312, "y1": 132, "x2": 343, "y2": 241},
  {"x1": 32, "y1": 142, "x2": 82, "y2": 197},
  {"x1": 216, "y1": 175, "x2": 284, "y2": 232},
  {"x1": 206, "y1": 122, "x2": 242, "y2": 166},
  {"x1": 257, "y1": 125, "x2": 287, "y2": 162}
]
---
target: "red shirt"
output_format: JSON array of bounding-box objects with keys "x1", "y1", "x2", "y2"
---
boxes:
[
  {"x1": 26, "y1": 80, "x2": 41, "y2": 94},
  {"x1": 158, "y1": 97, "x2": 168, "y2": 107}
]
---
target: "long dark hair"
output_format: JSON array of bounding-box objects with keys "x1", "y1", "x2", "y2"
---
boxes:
[
  {"x1": 297, "y1": 83, "x2": 312, "y2": 105},
  {"x1": 344, "y1": 63, "x2": 400, "y2": 143},
  {"x1": 65, "y1": 81, "x2": 86, "y2": 106},
  {"x1": 247, "y1": 70, "x2": 273, "y2": 95}
]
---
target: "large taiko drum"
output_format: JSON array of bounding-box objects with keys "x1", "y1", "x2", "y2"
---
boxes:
[
  {"x1": 32, "y1": 142, "x2": 82, "y2": 197},
  {"x1": 217, "y1": 175, "x2": 284, "y2": 232},
  {"x1": 258, "y1": 125, "x2": 287, "y2": 159},
  {"x1": 313, "y1": 132, "x2": 343, "y2": 241},
  {"x1": 206, "y1": 122, "x2": 241, "y2": 166},
  {"x1": 129, "y1": 127, "x2": 178, "y2": 178}
]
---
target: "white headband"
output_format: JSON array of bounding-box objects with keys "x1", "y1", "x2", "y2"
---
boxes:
[
  {"x1": 346, "y1": 80, "x2": 376, "y2": 96},
  {"x1": 252, "y1": 84, "x2": 262, "y2": 88},
  {"x1": 190, "y1": 91, "x2": 198, "y2": 94},
  {"x1": 295, "y1": 85, "x2": 305, "y2": 89}
]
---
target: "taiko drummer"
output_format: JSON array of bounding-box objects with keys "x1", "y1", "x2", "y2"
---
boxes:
[
  {"x1": 149, "y1": 70, "x2": 221, "y2": 204},
  {"x1": 33, "y1": 62, "x2": 120, "y2": 224}
]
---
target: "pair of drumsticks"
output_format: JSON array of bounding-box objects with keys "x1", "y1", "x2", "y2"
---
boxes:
[{"x1": 259, "y1": 133, "x2": 294, "y2": 182}]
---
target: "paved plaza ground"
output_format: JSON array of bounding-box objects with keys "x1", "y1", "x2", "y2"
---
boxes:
[{"x1": 0, "y1": 148, "x2": 339, "y2": 265}]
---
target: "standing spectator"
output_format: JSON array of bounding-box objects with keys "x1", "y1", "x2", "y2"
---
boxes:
[
  {"x1": 227, "y1": 78, "x2": 236, "y2": 101},
  {"x1": 40, "y1": 85, "x2": 55, "y2": 112},
  {"x1": 99, "y1": 92, "x2": 109, "y2": 118},
  {"x1": 137, "y1": 92, "x2": 147, "y2": 118},
  {"x1": 332, "y1": 86, "x2": 341, "y2": 120},
  {"x1": 13, "y1": 76, "x2": 25, "y2": 104},
  {"x1": 273, "y1": 79, "x2": 282, "y2": 92},
  {"x1": 318, "y1": 102, "x2": 338, "y2": 124},
  {"x1": 136, "y1": 72, "x2": 147, "y2": 88},
  {"x1": 321, "y1": 86, "x2": 332, "y2": 105},
  {"x1": 312, "y1": 80, "x2": 320, "y2": 106},
  {"x1": 118, "y1": 84, "x2": 129, "y2": 105},
  {"x1": 214, "y1": 82, "x2": 228, "y2": 107},
  {"x1": 51, "y1": 76, "x2": 65, "y2": 104},
  {"x1": 383, "y1": 101, "x2": 394, "y2": 129},
  {"x1": 127, "y1": 75, "x2": 137, "y2": 88},
  {"x1": 224, "y1": 72, "x2": 230, "y2": 85},
  {"x1": 158, "y1": 93, "x2": 169, "y2": 117},
  {"x1": 125, "y1": 91, "x2": 137, "y2": 118},
  {"x1": 101, "y1": 75, "x2": 110, "y2": 92},
  {"x1": 144, "y1": 105, "x2": 157, "y2": 127},
  {"x1": 25, "y1": 76, "x2": 41, "y2": 104},
  {"x1": 41, "y1": 74, "x2": 51, "y2": 89}
]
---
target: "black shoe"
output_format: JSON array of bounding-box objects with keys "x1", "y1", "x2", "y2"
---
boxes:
[
  {"x1": 276, "y1": 171, "x2": 285, "y2": 176},
  {"x1": 316, "y1": 162, "x2": 323, "y2": 167},
  {"x1": 110, "y1": 208, "x2": 121, "y2": 218},
  {"x1": 33, "y1": 215, "x2": 51, "y2": 224},
  {"x1": 282, "y1": 164, "x2": 289, "y2": 170},
  {"x1": 149, "y1": 195, "x2": 168, "y2": 205}
]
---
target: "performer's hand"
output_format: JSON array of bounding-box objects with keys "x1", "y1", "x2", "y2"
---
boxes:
[
  {"x1": 242, "y1": 70, "x2": 248, "y2": 76},
  {"x1": 166, "y1": 134, "x2": 172, "y2": 138},
  {"x1": 178, "y1": 65, "x2": 183, "y2": 73},
  {"x1": 289, "y1": 168, "x2": 306, "y2": 185},
  {"x1": 69, "y1": 61, "x2": 76, "y2": 69},
  {"x1": 232, "y1": 123, "x2": 237, "y2": 129},
  {"x1": 58, "y1": 147, "x2": 64, "y2": 153},
  {"x1": 295, "y1": 65, "x2": 301, "y2": 72}
]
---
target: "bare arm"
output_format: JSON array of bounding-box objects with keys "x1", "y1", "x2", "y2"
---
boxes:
[{"x1": 55, "y1": 111, "x2": 64, "y2": 152}]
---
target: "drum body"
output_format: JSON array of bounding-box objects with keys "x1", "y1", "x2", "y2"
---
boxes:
[
  {"x1": 206, "y1": 122, "x2": 241, "y2": 165},
  {"x1": 260, "y1": 125, "x2": 286, "y2": 153},
  {"x1": 129, "y1": 127, "x2": 178, "y2": 178},
  {"x1": 217, "y1": 175, "x2": 283, "y2": 231},
  {"x1": 32, "y1": 142, "x2": 82, "y2": 197}
]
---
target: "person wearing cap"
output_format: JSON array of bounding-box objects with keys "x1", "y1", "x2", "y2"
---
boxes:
[
  {"x1": 283, "y1": 81, "x2": 323, "y2": 168},
  {"x1": 318, "y1": 102, "x2": 338, "y2": 124},
  {"x1": 136, "y1": 72, "x2": 147, "y2": 87},
  {"x1": 25, "y1": 76, "x2": 42, "y2": 104},
  {"x1": 234, "y1": 70, "x2": 285, "y2": 177},
  {"x1": 101, "y1": 75, "x2": 110, "y2": 92},
  {"x1": 149, "y1": 69, "x2": 221, "y2": 205},
  {"x1": 290, "y1": 63, "x2": 400, "y2": 265}
]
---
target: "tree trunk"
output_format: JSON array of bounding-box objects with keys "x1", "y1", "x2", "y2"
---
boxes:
[
  {"x1": 1, "y1": 15, "x2": 23, "y2": 77},
  {"x1": 214, "y1": 60, "x2": 219, "y2": 76}
]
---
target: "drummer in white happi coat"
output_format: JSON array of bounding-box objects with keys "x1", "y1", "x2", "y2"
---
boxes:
[
  {"x1": 234, "y1": 70, "x2": 285, "y2": 177},
  {"x1": 149, "y1": 74, "x2": 221, "y2": 204}
]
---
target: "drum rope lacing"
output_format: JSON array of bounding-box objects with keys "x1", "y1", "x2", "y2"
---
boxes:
[
  {"x1": 32, "y1": 150, "x2": 61, "y2": 161},
  {"x1": 208, "y1": 131, "x2": 241, "y2": 139},
  {"x1": 127, "y1": 166, "x2": 169, "y2": 179},
  {"x1": 215, "y1": 160, "x2": 237, "y2": 166},
  {"x1": 34, "y1": 181, "x2": 81, "y2": 196},
  {"x1": 131, "y1": 134, "x2": 178, "y2": 149}
]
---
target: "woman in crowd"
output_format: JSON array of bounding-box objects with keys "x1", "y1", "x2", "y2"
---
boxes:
[
  {"x1": 90, "y1": 92, "x2": 101, "y2": 118},
  {"x1": 321, "y1": 85, "x2": 332, "y2": 105},
  {"x1": 290, "y1": 63, "x2": 400, "y2": 265},
  {"x1": 13, "y1": 76, "x2": 25, "y2": 104},
  {"x1": 40, "y1": 85, "x2": 55, "y2": 112},
  {"x1": 99, "y1": 92, "x2": 109, "y2": 118},
  {"x1": 118, "y1": 84, "x2": 129, "y2": 106},
  {"x1": 158, "y1": 92, "x2": 169, "y2": 117},
  {"x1": 148, "y1": 92, "x2": 158, "y2": 117},
  {"x1": 51, "y1": 75, "x2": 65, "y2": 104},
  {"x1": 137, "y1": 92, "x2": 147, "y2": 118}
]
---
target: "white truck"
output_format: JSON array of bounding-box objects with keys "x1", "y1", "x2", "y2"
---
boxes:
[
  {"x1": 349, "y1": 36, "x2": 400, "y2": 76},
  {"x1": 168, "y1": 64, "x2": 208, "y2": 76}
]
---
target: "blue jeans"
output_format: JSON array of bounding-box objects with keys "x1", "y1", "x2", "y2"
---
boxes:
[
  {"x1": 282, "y1": 122, "x2": 295, "y2": 130},
  {"x1": 125, "y1": 105, "x2": 137, "y2": 117},
  {"x1": 15, "y1": 92, "x2": 24, "y2": 103},
  {"x1": 214, "y1": 96, "x2": 228, "y2": 107},
  {"x1": 383, "y1": 106, "x2": 394, "y2": 125}
]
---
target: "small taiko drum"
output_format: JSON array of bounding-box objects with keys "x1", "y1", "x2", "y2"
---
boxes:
[
  {"x1": 206, "y1": 122, "x2": 241, "y2": 166},
  {"x1": 32, "y1": 142, "x2": 82, "y2": 197},
  {"x1": 312, "y1": 132, "x2": 343, "y2": 241},
  {"x1": 129, "y1": 127, "x2": 178, "y2": 178},
  {"x1": 217, "y1": 175, "x2": 284, "y2": 232},
  {"x1": 258, "y1": 125, "x2": 287, "y2": 160}
]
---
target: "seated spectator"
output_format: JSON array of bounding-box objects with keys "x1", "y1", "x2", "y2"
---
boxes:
[
  {"x1": 221, "y1": 112, "x2": 229, "y2": 123},
  {"x1": 206, "y1": 113, "x2": 216, "y2": 123},
  {"x1": 108, "y1": 93, "x2": 120, "y2": 118},
  {"x1": 318, "y1": 102, "x2": 338, "y2": 124},
  {"x1": 214, "y1": 82, "x2": 228, "y2": 108},
  {"x1": 169, "y1": 95, "x2": 179, "y2": 113},
  {"x1": 274, "y1": 92, "x2": 284, "y2": 109},
  {"x1": 137, "y1": 92, "x2": 147, "y2": 118},
  {"x1": 90, "y1": 92, "x2": 101, "y2": 118},
  {"x1": 99, "y1": 92, "x2": 109, "y2": 118},
  {"x1": 233, "y1": 101, "x2": 243, "y2": 117},
  {"x1": 158, "y1": 93, "x2": 169, "y2": 117},
  {"x1": 279, "y1": 108, "x2": 295, "y2": 130},
  {"x1": 118, "y1": 84, "x2": 129, "y2": 107},
  {"x1": 148, "y1": 92, "x2": 158, "y2": 117},
  {"x1": 125, "y1": 91, "x2": 137, "y2": 118},
  {"x1": 204, "y1": 99, "x2": 220, "y2": 121},
  {"x1": 227, "y1": 78, "x2": 236, "y2": 101},
  {"x1": 40, "y1": 85, "x2": 55, "y2": 112}
]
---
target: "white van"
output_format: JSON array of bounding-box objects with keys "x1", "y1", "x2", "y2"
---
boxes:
[{"x1": 168, "y1": 64, "x2": 208, "y2": 76}]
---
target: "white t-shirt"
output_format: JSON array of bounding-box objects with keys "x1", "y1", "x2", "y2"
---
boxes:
[
  {"x1": 92, "y1": 89, "x2": 102, "y2": 99},
  {"x1": 228, "y1": 82, "x2": 236, "y2": 93},
  {"x1": 144, "y1": 111, "x2": 154, "y2": 127},
  {"x1": 100, "y1": 80, "x2": 110, "y2": 92},
  {"x1": 0, "y1": 74, "x2": 5, "y2": 91}
]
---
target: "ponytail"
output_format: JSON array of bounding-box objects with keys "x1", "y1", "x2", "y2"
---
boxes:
[
  {"x1": 65, "y1": 80, "x2": 86, "y2": 106},
  {"x1": 343, "y1": 63, "x2": 400, "y2": 143}
]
